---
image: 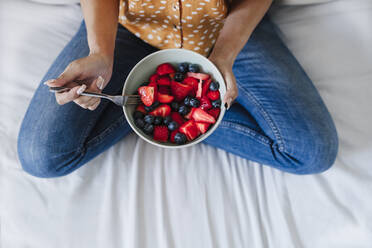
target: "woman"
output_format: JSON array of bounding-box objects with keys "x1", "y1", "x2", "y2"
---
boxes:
[{"x1": 17, "y1": 0, "x2": 338, "y2": 178}]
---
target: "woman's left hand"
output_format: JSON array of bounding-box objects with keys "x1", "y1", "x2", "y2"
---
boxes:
[{"x1": 208, "y1": 55, "x2": 238, "y2": 110}]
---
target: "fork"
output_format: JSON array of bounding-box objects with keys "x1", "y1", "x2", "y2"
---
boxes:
[{"x1": 49, "y1": 86, "x2": 142, "y2": 106}]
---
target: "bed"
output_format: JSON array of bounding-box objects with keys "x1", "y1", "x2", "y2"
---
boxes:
[{"x1": 1, "y1": 0, "x2": 372, "y2": 247}]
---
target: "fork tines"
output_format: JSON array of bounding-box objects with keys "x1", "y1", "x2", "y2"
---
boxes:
[{"x1": 125, "y1": 95, "x2": 142, "y2": 105}]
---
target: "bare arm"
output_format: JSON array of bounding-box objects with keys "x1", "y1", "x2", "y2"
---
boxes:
[
  {"x1": 81, "y1": 0, "x2": 119, "y2": 57},
  {"x1": 46, "y1": 0, "x2": 120, "y2": 110},
  {"x1": 209, "y1": 0, "x2": 273, "y2": 109}
]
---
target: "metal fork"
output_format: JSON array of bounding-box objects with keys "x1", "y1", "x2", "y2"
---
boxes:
[{"x1": 49, "y1": 86, "x2": 142, "y2": 106}]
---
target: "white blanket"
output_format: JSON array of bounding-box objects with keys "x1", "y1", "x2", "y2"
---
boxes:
[{"x1": 1, "y1": 0, "x2": 372, "y2": 247}]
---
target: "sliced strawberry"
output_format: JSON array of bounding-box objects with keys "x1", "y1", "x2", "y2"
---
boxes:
[
  {"x1": 207, "y1": 108, "x2": 220, "y2": 119},
  {"x1": 148, "y1": 81, "x2": 157, "y2": 88},
  {"x1": 196, "y1": 122, "x2": 211, "y2": 134},
  {"x1": 191, "y1": 108, "x2": 216, "y2": 124},
  {"x1": 138, "y1": 86, "x2": 155, "y2": 106},
  {"x1": 157, "y1": 63, "x2": 176, "y2": 75},
  {"x1": 150, "y1": 104, "x2": 171, "y2": 117},
  {"x1": 207, "y1": 90, "x2": 220, "y2": 101},
  {"x1": 157, "y1": 93, "x2": 174, "y2": 103},
  {"x1": 196, "y1": 79, "x2": 203, "y2": 98},
  {"x1": 179, "y1": 120, "x2": 199, "y2": 141},
  {"x1": 184, "y1": 107, "x2": 196, "y2": 119},
  {"x1": 187, "y1": 72, "x2": 210, "y2": 81},
  {"x1": 200, "y1": 96, "x2": 212, "y2": 111},
  {"x1": 170, "y1": 130, "x2": 179, "y2": 143},
  {"x1": 136, "y1": 104, "x2": 147, "y2": 114},
  {"x1": 183, "y1": 77, "x2": 199, "y2": 96},
  {"x1": 202, "y1": 78, "x2": 212, "y2": 97},
  {"x1": 149, "y1": 73, "x2": 159, "y2": 84},
  {"x1": 158, "y1": 86, "x2": 171, "y2": 95},
  {"x1": 157, "y1": 75, "x2": 171, "y2": 86},
  {"x1": 171, "y1": 112, "x2": 185, "y2": 126},
  {"x1": 153, "y1": 126, "x2": 169, "y2": 142},
  {"x1": 171, "y1": 81, "x2": 192, "y2": 102}
]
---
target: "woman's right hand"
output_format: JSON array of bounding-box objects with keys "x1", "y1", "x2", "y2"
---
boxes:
[{"x1": 44, "y1": 53, "x2": 114, "y2": 110}]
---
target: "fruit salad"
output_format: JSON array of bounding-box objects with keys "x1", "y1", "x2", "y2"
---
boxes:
[{"x1": 133, "y1": 62, "x2": 222, "y2": 145}]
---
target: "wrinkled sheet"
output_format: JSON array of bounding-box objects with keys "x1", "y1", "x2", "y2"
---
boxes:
[{"x1": 1, "y1": 0, "x2": 372, "y2": 247}]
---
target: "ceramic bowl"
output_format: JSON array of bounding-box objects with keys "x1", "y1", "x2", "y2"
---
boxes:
[{"x1": 122, "y1": 48, "x2": 226, "y2": 148}]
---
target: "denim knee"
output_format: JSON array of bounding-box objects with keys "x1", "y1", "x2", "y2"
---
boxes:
[
  {"x1": 17, "y1": 129, "x2": 78, "y2": 178},
  {"x1": 292, "y1": 127, "x2": 339, "y2": 175}
]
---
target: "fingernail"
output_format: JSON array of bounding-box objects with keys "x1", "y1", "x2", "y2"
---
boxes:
[
  {"x1": 224, "y1": 103, "x2": 228, "y2": 109},
  {"x1": 43, "y1": 79, "x2": 55, "y2": 85},
  {"x1": 96, "y1": 76, "x2": 104, "y2": 90},
  {"x1": 77, "y1": 84, "x2": 86, "y2": 95}
]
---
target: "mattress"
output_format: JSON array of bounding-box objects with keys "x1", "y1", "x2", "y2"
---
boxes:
[{"x1": 1, "y1": 0, "x2": 372, "y2": 247}]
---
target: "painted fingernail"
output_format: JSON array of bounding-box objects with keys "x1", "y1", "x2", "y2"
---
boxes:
[
  {"x1": 43, "y1": 79, "x2": 55, "y2": 85},
  {"x1": 224, "y1": 102, "x2": 228, "y2": 109},
  {"x1": 96, "y1": 76, "x2": 104, "y2": 90},
  {"x1": 77, "y1": 84, "x2": 86, "y2": 95}
]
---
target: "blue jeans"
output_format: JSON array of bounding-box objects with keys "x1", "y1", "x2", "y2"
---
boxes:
[{"x1": 18, "y1": 17, "x2": 338, "y2": 178}]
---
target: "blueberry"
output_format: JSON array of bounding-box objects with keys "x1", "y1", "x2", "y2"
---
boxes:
[
  {"x1": 188, "y1": 64, "x2": 200, "y2": 73},
  {"x1": 163, "y1": 116, "x2": 172, "y2": 125},
  {"x1": 189, "y1": 98, "x2": 200, "y2": 108},
  {"x1": 133, "y1": 111, "x2": 144, "y2": 120},
  {"x1": 171, "y1": 102, "x2": 180, "y2": 112},
  {"x1": 178, "y1": 62, "x2": 189, "y2": 73},
  {"x1": 135, "y1": 118, "x2": 145, "y2": 129},
  {"x1": 178, "y1": 105, "x2": 190, "y2": 116},
  {"x1": 211, "y1": 99, "x2": 221, "y2": 108},
  {"x1": 167, "y1": 121, "x2": 179, "y2": 131},
  {"x1": 144, "y1": 114, "x2": 155, "y2": 124},
  {"x1": 144, "y1": 101, "x2": 160, "y2": 112},
  {"x1": 184, "y1": 96, "x2": 192, "y2": 106},
  {"x1": 209, "y1": 81, "x2": 220, "y2": 91},
  {"x1": 174, "y1": 133, "x2": 187, "y2": 145},
  {"x1": 154, "y1": 116, "x2": 163, "y2": 125},
  {"x1": 174, "y1": 72, "x2": 185, "y2": 82},
  {"x1": 143, "y1": 123, "x2": 154, "y2": 134}
]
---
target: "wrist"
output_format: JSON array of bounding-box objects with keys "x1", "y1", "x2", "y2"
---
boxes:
[{"x1": 209, "y1": 52, "x2": 234, "y2": 73}]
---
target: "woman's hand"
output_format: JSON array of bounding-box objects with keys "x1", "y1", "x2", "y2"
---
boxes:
[
  {"x1": 44, "y1": 53, "x2": 113, "y2": 110},
  {"x1": 208, "y1": 55, "x2": 238, "y2": 110}
]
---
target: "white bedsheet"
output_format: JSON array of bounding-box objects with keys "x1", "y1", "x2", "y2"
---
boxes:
[{"x1": 1, "y1": 0, "x2": 372, "y2": 247}]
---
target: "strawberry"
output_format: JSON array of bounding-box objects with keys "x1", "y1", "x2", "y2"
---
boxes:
[
  {"x1": 157, "y1": 75, "x2": 171, "y2": 86},
  {"x1": 202, "y1": 78, "x2": 212, "y2": 97},
  {"x1": 184, "y1": 107, "x2": 196, "y2": 119},
  {"x1": 170, "y1": 129, "x2": 179, "y2": 143},
  {"x1": 207, "y1": 108, "x2": 220, "y2": 119},
  {"x1": 149, "y1": 73, "x2": 159, "y2": 84},
  {"x1": 196, "y1": 79, "x2": 203, "y2": 98},
  {"x1": 153, "y1": 126, "x2": 169, "y2": 142},
  {"x1": 200, "y1": 96, "x2": 212, "y2": 111},
  {"x1": 171, "y1": 81, "x2": 192, "y2": 102},
  {"x1": 187, "y1": 72, "x2": 210, "y2": 81},
  {"x1": 183, "y1": 77, "x2": 199, "y2": 96},
  {"x1": 179, "y1": 120, "x2": 199, "y2": 141},
  {"x1": 158, "y1": 86, "x2": 170, "y2": 94},
  {"x1": 171, "y1": 112, "x2": 185, "y2": 126},
  {"x1": 196, "y1": 122, "x2": 211, "y2": 134},
  {"x1": 136, "y1": 104, "x2": 147, "y2": 113},
  {"x1": 157, "y1": 93, "x2": 174, "y2": 103},
  {"x1": 157, "y1": 63, "x2": 176, "y2": 75},
  {"x1": 138, "y1": 86, "x2": 156, "y2": 106},
  {"x1": 207, "y1": 90, "x2": 220, "y2": 101},
  {"x1": 150, "y1": 104, "x2": 171, "y2": 117},
  {"x1": 191, "y1": 108, "x2": 216, "y2": 124}
]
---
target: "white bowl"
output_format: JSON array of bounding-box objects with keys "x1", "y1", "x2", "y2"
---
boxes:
[{"x1": 122, "y1": 48, "x2": 226, "y2": 148}]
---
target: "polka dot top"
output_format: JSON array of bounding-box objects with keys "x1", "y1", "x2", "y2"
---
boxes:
[{"x1": 118, "y1": 0, "x2": 229, "y2": 57}]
